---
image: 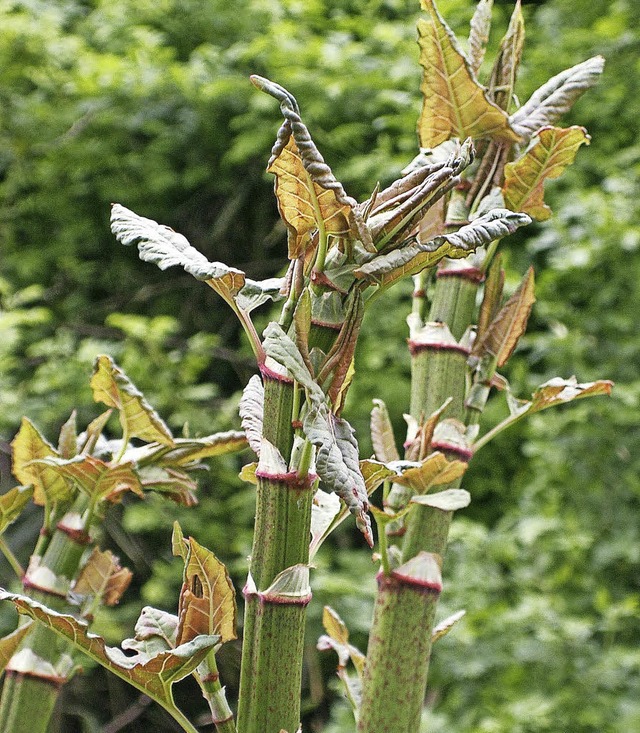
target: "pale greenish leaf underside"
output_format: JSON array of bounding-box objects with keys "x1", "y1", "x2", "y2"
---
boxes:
[
  {"x1": 418, "y1": 0, "x2": 518, "y2": 147},
  {"x1": 91, "y1": 355, "x2": 174, "y2": 446},
  {"x1": 510, "y1": 56, "x2": 604, "y2": 143},
  {"x1": 239, "y1": 375, "x2": 264, "y2": 457},
  {"x1": 411, "y1": 488, "x2": 471, "y2": 512},
  {"x1": 503, "y1": 126, "x2": 590, "y2": 220},
  {"x1": 0, "y1": 485, "x2": 34, "y2": 535},
  {"x1": 432, "y1": 609, "x2": 466, "y2": 642},
  {"x1": 0, "y1": 592, "x2": 217, "y2": 710},
  {"x1": 370, "y1": 399, "x2": 400, "y2": 463}
]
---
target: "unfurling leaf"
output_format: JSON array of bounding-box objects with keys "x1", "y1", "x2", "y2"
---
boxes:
[
  {"x1": 33, "y1": 455, "x2": 143, "y2": 502},
  {"x1": 432, "y1": 609, "x2": 466, "y2": 642},
  {"x1": 503, "y1": 126, "x2": 590, "y2": 220},
  {"x1": 476, "y1": 254, "x2": 505, "y2": 344},
  {"x1": 239, "y1": 375, "x2": 264, "y2": 457},
  {"x1": 474, "y1": 266, "x2": 535, "y2": 367},
  {"x1": 309, "y1": 489, "x2": 341, "y2": 560},
  {"x1": 122, "y1": 607, "x2": 179, "y2": 656},
  {"x1": 12, "y1": 418, "x2": 72, "y2": 506},
  {"x1": 73, "y1": 548, "x2": 132, "y2": 607},
  {"x1": 355, "y1": 209, "x2": 530, "y2": 286},
  {"x1": 370, "y1": 399, "x2": 400, "y2": 463},
  {"x1": 91, "y1": 355, "x2": 174, "y2": 446},
  {"x1": 318, "y1": 606, "x2": 366, "y2": 677},
  {"x1": 58, "y1": 411, "x2": 78, "y2": 459},
  {"x1": 267, "y1": 136, "x2": 353, "y2": 259},
  {"x1": 0, "y1": 623, "x2": 33, "y2": 676},
  {"x1": 467, "y1": 0, "x2": 493, "y2": 75},
  {"x1": 393, "y1": 452, "x2": 467, "y2": 494},
  {"x1": 488, "y1": 0, "x2": 524, "y2": 112},
  {"x1": 417, "y1": 0, "x2": 518, "y2": 147},
  {"x1": 0, "y1": 485, "x2": 34, "y2": 535},
  {"x1": 510, "y1": 56, "x2": 604, "y2": 143},
  {"x1": 527, "y1": 377, "x2": 614, "y2": 414},
  {"x1": 0, "y1": 592, "x2": 217, "y2": 716},
  {"x1": 172, "y1": 524, "x2": 237, "y2": 646}
]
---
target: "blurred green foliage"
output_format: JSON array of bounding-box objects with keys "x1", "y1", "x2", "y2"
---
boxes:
[{"x1": 1, "y1": 0, "x2": 638, "y2": 731}]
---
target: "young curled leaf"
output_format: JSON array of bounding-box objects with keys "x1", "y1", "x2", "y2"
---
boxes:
[
  {"x1": 91, "y1": 355, "x2": 174, "y2": 446},
  {"x1": 418, "y1": 0, "x2": 519, "y2": 147},
  {"x1": 370, "y1": 399, "x2": 400, "y2": 463},
  {"x1": 473, "y1": 266, "x2": 535, "y2": 367},
  {"x1": 510, "y1": 56, "x2": 604, "y2": 143},
  {"x1": 239, "y1": 375, "x2": 264, "y2": 457},
  {"x1": 488, "y1": 0, "x2": 524, "y2": 112},
  {"x1": 467, "y1": 0, "x2": 493, "y2": 75},
  {"x1": 503, "y1": 126, "x2": 590, "y2": 220},
  {"x1": 73, "y1": 548, "x2": 132, "y2": 607},
  {"x1": 393, "y1": 451, "x2": 467, "y2": 494},
  {"x1": 432, "y1": 609, "x2": 466, "y2": 643},
  {"x1": 0, "y1": 485, "x2": 34, "y2": 535}
]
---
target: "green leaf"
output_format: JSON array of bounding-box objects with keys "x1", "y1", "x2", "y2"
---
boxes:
[
  {"x1": 510, "y1": 56, "x2": 605, "y2": 143},
  {"x1": 234, "y1": 277, "x2": 284, "y2": 313},
  {"x1": 139, "y1": 466, "x2": 198, "y2": 506},
  {"x1": 11, "y1": 418, "x2": 72, "y2": 506},
  {"x1": 0, "y1": 485, "x2": 34, "y2": 535},
  {"x1": 121, "y1": 606, "x2": 179, "y2": 657},
  {"x1": 318, "y1": 606, "x2": 366, "y2": 677},
  {"x1": 476, "y1": 254, "x2": 505, "y2": 344},
  {"x1": 172, "y1": 526, "x2": 237, "y2": 646},
  {"x1": 417, "y1": 0, "x2": 518, "y2": 147},
  {"x1": 467, "y1": 0, "x2": 493, "y2": 75},
  {"x1": 393, "y1": 452, "x2": 467, "y2": 494},
  {"x1": 91, "y1": 355, "x2": 174, "y2": 446},
  {"x1": 370, "y1": 399, "x2": 400, "y2": 463},
  {"x1": 123, "y1": 432, "x2": 247, "y2": 467},
  {"x1": 0, "y1": 592, "x2": 217, "y2": 726},
  {"x1": 503, "y1": 126, "x2": 591, "y2": 221},
  {"x1": 473, "y1": 266, "x2": 535, "y2": 367},
  {"x1": 58, "y1": 410, "x2": 78, "y2": 459}
]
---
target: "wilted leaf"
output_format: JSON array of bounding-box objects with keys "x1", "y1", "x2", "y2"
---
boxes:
[
  {"x1": 510, "y1": 56, "x2": 604, "y2": 143},
  {"x1": 474, "y1": 266, "x2": 535, "y2": 366},
  {"x1": 467, "y1": 0, "x2": 493, "y2": 75},
  {"x1": 503, "y1": 126, "x2": 590, "y2": 220},
  {"x1": 0, "y1": 623, "x2": 33, "y2": 676},
  {"x1": 12, "y1": 418, "x2": 72, "y2": 506},
  {"x1": 73, "y1": 548, "x2": 132, "y2": 607},
  {"x1": 268, "y1": 137, "x2": 352, "y2": 259},
  {"x1": 0, "y1": 485, "x2": 34, "y2": 535},
  {"x1": 172, "y1": 526, "x2": 237, "y2": 646},
  {"x1": 393, "y1": 452, "x2": 467, "y2": 494},
  {"x1": 91, "y1": 355, "x2": 174, "y2": 446},
  {"x1": 417, "y1": 0, "x2": 518, "y2": 147},
  {"x1": 370, "y1": 399, "x2": 400, "y2": 463},
  {"x1": 0, "y1": 592, "x2": 217, "y2": 716}
]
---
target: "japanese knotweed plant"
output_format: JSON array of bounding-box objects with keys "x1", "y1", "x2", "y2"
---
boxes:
[
  {"x1": 0, "y1": 1, "x2": 613, "y2": 732},
  {"x1": 0, "y1": 356, "x2": 247, "y2": 733}
]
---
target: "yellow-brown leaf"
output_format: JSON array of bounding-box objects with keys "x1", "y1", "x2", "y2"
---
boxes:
[
  {"x1": 267, "y1": 137, "x2": 352, "y2": 259},
  {"x1": 503, "y1": 126, "x2": 590, "y2": 220},
  {"x1": 418, "y1": 0, "x2": 519, "y2": 148}
]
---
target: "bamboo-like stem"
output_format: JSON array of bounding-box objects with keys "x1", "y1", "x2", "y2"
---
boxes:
[
  {"x1": 197, "y1": 651, "x2": 237, "y2": 733},
  {"x1": 237, "y1": 374, "x2": 314, "y2": 733},
  {"x1": 359, "y1": 269, "x2": 480, "y2": 733},
  {"x1": 0, "y1": 496, "x2": 92, "y2": 733}
]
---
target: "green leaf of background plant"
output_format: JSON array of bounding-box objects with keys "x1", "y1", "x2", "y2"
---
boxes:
[
  {"x1": 91, "y1": 355, "x2": 174, "y2": 446},
  {"x1": 417, "y1": 0, "x2": 518, "y2": 147},
  {"x1": 503, "y1": 126, "x2": 590, "y2": 220}
]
